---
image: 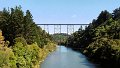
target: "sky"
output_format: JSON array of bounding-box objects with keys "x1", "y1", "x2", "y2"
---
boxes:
[{"x1": 0, "y1": 0, "x2": 120, "y2": 34}]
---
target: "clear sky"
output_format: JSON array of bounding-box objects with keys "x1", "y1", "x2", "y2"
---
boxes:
[
  {"x1": 0, "y1": 0, "x2": 120, "y2": 24},
  {"x1": 0, "y1": 0, "x2": 120, "y2": 34}
]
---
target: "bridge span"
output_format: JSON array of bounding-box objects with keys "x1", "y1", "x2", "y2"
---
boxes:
[{"x1": 37, "y1": 24, "x2": 89, "y2": 34}]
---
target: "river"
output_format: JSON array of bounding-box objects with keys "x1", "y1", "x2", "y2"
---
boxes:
[{"x1": 41, "y1": 46, "x2": 101, "y2": 68}]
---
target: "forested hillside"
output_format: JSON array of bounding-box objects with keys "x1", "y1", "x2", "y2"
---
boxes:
[
  {"x1": 67, "y1": 7, "x2": 120, "y2": 66},
  {"x1": 52, "y1": 33, "x2": 68, "y2": 45},
  {"x1": 0, "y1": 6, "x2": 56, "y2": 68}
]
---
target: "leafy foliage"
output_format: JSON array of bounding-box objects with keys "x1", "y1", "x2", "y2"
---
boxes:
[
  {"x1": 0, "y1": 6, "x2": 56, "y2": 68},
  {"x1": 0, "y1": 6, "x2": 51, "y2": 47},
  {"x1": 52, "y1": 33, "x2": 68, "y2": 45},
  {"x1": 0, "y1": 30, "x2": 16, "y2": 68},
  {"x1": 67, "y1": 7, "x2": 120, "y2": 64}
]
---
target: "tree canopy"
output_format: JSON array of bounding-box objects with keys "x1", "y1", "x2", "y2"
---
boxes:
[
  {"x1": 0, "y1": 6, "x2": 52, "y2": 47},
  {"x1": 0, "y1": 6, "x2": 56, "y2": 68},
  {"x1": 67, "y1": 7, "x2": 120, "y2": 65}
]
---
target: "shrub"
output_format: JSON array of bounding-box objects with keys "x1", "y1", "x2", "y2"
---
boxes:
[
  {"x1": 12, "y1": 41, "x2": 42, "y2": 68},
  {"x1": 85, "y1": 38, "x2": 120, "y2": 63},
  {"x1": 14, "y1": 37, "x2": 27, "y2": 46},
  {"x1": 0, "y1": 45, "x2": 16, "y2": 68}
]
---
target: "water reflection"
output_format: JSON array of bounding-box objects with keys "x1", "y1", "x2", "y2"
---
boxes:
[{"x1": 41, "y1": 46, "x2": 100, "y2": 68}]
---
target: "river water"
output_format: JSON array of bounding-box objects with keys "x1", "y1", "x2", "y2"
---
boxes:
[{"x1": 41, "y1": 46, "x2": 101, "y2": 68}]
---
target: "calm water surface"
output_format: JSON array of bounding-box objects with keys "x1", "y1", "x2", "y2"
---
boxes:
[{"x1": 41, "y1": 46, "x2": 101, "y2": 68}]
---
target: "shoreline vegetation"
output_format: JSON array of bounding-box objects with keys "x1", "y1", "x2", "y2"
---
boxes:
[
  {"x1": 67, "y1": 7, "x2": 120, "y2": 67},
  {"x1": 0, "y1": 6, "x2": 56, "y2": 68}
]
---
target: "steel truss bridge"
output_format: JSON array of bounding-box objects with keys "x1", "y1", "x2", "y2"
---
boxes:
[
  {"x1": 37, "y1": 24, "x2": 89, "y2": 47},
  {"x1": 37, "y1": 24, "x2": 89, "y2": 34}
]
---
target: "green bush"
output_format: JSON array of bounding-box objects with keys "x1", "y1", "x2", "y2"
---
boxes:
[
  {"x1": 12, "y1": 40, "x2": 44, "y2": 68},
  {"x1": 0, "y1": 35, "x2": 56, "y2": 68},
  {"x1": 14, "y1": 37, "x2": 27, "y2": 46},
  {"x1": 84, "y1": 38, "x2": 120, "y2": 63},
  {"x1": 0, "y1": 45, "x2": 16, "y2": 68}
]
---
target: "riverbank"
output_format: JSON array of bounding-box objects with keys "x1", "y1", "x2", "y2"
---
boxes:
[
  {"x1": 38, "y1": 42, "x2": 57, "y2": 68},
  {"x1": 0, "y1": 35, "x2": 57, "y2": 68},
  {"x1": 66, "y1": 7, "x2": 120, "y2": 67},
  {"x1": 66, "y1": 45, "x2": 120, "y2": 68},
  {"x1": 0, "y1": 6, "x2": 57, "y2": 68}
]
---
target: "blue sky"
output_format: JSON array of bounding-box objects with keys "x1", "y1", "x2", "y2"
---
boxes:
[
  {"x1": 0, "y1": 0, "x2": 120, "y2": 24},
  {"x1": 0, "y1": 0, "x2": 120, "y2": 33}
]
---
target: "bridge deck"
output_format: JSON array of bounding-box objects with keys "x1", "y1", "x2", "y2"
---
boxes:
[{"x1": 37, "y1": 24, "x2": 89, "y2": 25}]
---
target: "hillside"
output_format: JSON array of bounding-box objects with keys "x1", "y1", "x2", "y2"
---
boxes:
[{"x1": 52, "y1": 33, "x2": 69, "y2": 45}]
